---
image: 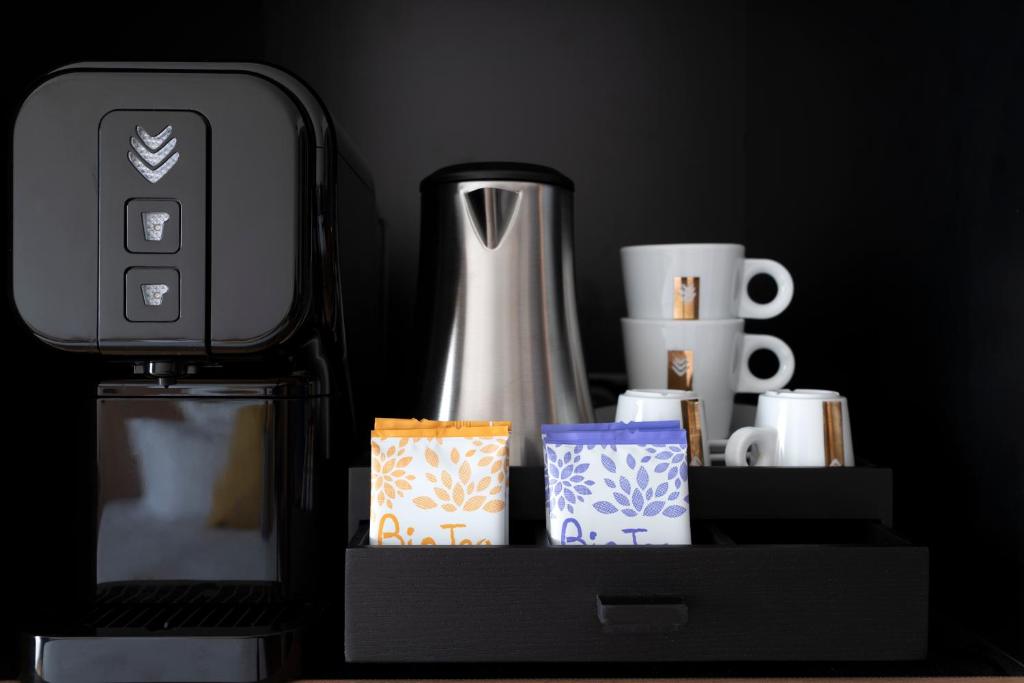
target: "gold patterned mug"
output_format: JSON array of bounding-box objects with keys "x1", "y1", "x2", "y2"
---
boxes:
[
  {"x1": 614, "y1": 389, "x2": 711, "y2": 466},
  {"x1": 725, "y1": 389, "x2": 854, "y2": 467},
  {"x1": 621, "y1": 243, "x2": 793, "y2": 320},
  {"x1": 621, "y1": 318, "x2": 795, "y2": 440}
]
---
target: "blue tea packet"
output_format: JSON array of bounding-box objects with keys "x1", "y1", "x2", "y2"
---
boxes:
[{"x1": 541, "y1": 421, "x2": 691, "y2": 546}]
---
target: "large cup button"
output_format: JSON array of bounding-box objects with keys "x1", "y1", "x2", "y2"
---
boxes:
[{"x1": 126, "y1": 199, "x2": 180, "y2": 253}]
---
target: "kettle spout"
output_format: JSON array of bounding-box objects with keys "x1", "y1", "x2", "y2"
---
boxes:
[{"x1": 464, "y1": 187, "x2": 521, "y2": 249}]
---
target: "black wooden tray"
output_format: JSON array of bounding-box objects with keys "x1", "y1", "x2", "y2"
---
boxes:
[
  {"x1": 343, "y1": 465, "x2": 927, "y2": 663},
  {"x1": 346, "y1": 465, "x2": 895, "y2": 539}
]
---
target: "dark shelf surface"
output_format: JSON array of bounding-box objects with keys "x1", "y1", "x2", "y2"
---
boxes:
[
  {"x1": 301, "y1": 616, "x2": 1024, "y2": 678},
  {"x1": 10, "y1": 613, "x2": 1021, "y2": 680}
]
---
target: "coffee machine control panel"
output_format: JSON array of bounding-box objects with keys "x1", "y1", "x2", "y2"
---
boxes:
[
  {"x1": 13, "y1": 65, "x2": 322, "y2": 356},
  {"x1": 98, "y1": 110, "x2": 208, "y2": 345}
]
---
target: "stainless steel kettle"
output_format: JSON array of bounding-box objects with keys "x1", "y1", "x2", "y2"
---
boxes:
[{"x1": 415, "y1": 163, "x2": 594, "y2": 465}]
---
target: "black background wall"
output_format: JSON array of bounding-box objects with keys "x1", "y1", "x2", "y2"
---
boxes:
[{"x1": 2, "y1": 0, "x2": 1021, "y2": 674}]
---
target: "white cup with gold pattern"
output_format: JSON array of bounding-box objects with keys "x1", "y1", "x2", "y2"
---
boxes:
[
  {"x1": 724, "y1": 389, "x2": 854, "y2": 467},
  {"x1": 621, "y1": 243, "x2": 793, "y2": 320},
  {"x1": 614, "y1": 389, "x2": 711, "y2": 466},
  {"x1": 620, "y1": 318, "x2": 795, "y2": 440}
]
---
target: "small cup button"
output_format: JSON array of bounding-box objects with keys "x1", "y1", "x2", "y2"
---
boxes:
[{"x1": 125, "y1": 267, "x2": 179, "y2": 322}]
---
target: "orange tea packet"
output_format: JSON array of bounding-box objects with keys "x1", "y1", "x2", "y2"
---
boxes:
[{"x1": 370, "y1": 418, "x2": 510, "y2": 546}]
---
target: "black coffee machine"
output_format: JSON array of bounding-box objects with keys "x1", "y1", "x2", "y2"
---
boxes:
[{"x1": 11, "y1": 63, "x2": 381, "y2": 682}]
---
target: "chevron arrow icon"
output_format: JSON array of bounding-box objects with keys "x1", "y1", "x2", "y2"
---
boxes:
[{"x1": 128, "y1": 125, "x2": 179, "y2": 183}]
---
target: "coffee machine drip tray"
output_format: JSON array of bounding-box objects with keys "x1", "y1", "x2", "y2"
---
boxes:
[
  {"x1": 25, "y1": 582, "x2": 305, "y2": 683},
  {"x1": 87, "y1": 582, "x2": 299, "y2": 633}
]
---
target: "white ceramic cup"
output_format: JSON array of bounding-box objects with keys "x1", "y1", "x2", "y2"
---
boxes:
[
  {"x1": 724, "y1": 389, "x2": 854, "y2": 467},
  {"x1": 620, "y1": 318, "x2": 795, "y2": 440},
  {"x1": 614, "y1": 388, "x2": 695, "y2": 421},
  {"x1": 614, "y1": 389, "x2": 711, "y2": 466},
  {"x1": 621, "y1": 243, "x2": 794, "y2": 320}
]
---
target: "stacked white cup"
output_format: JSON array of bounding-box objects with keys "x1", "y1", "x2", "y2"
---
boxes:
[{"x1": 620, "y1": 243, "x2": 796, "y2": 440}]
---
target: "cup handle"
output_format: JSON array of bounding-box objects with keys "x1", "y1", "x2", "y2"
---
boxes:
[
  {"x1": 737, "y1": 334, "x2": 795, "y2": 394},
  {"x1": 739, "y1": 259, "x2": 794, "y2": 319},
  {"x1": 725, "y1": 426, "x2": 779, "y2": 466}
]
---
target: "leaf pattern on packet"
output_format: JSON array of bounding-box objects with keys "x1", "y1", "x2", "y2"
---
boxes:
[{"x1": 592, "y1": 443, "x2": 688, "y2": 519}]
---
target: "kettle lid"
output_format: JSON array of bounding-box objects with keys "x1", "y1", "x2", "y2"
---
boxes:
[{"x1": 420, "y1": 162, "x2": 574, "y2": 191}]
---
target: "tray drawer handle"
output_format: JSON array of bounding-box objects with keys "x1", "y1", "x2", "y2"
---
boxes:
[{"x1": 596, "y1": 595, "x2": 688, "y2": 634}]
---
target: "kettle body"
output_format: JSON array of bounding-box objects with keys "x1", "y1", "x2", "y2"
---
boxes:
[{"x1": 416, "y1": 163, "x2": 594, "y2": 465}]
